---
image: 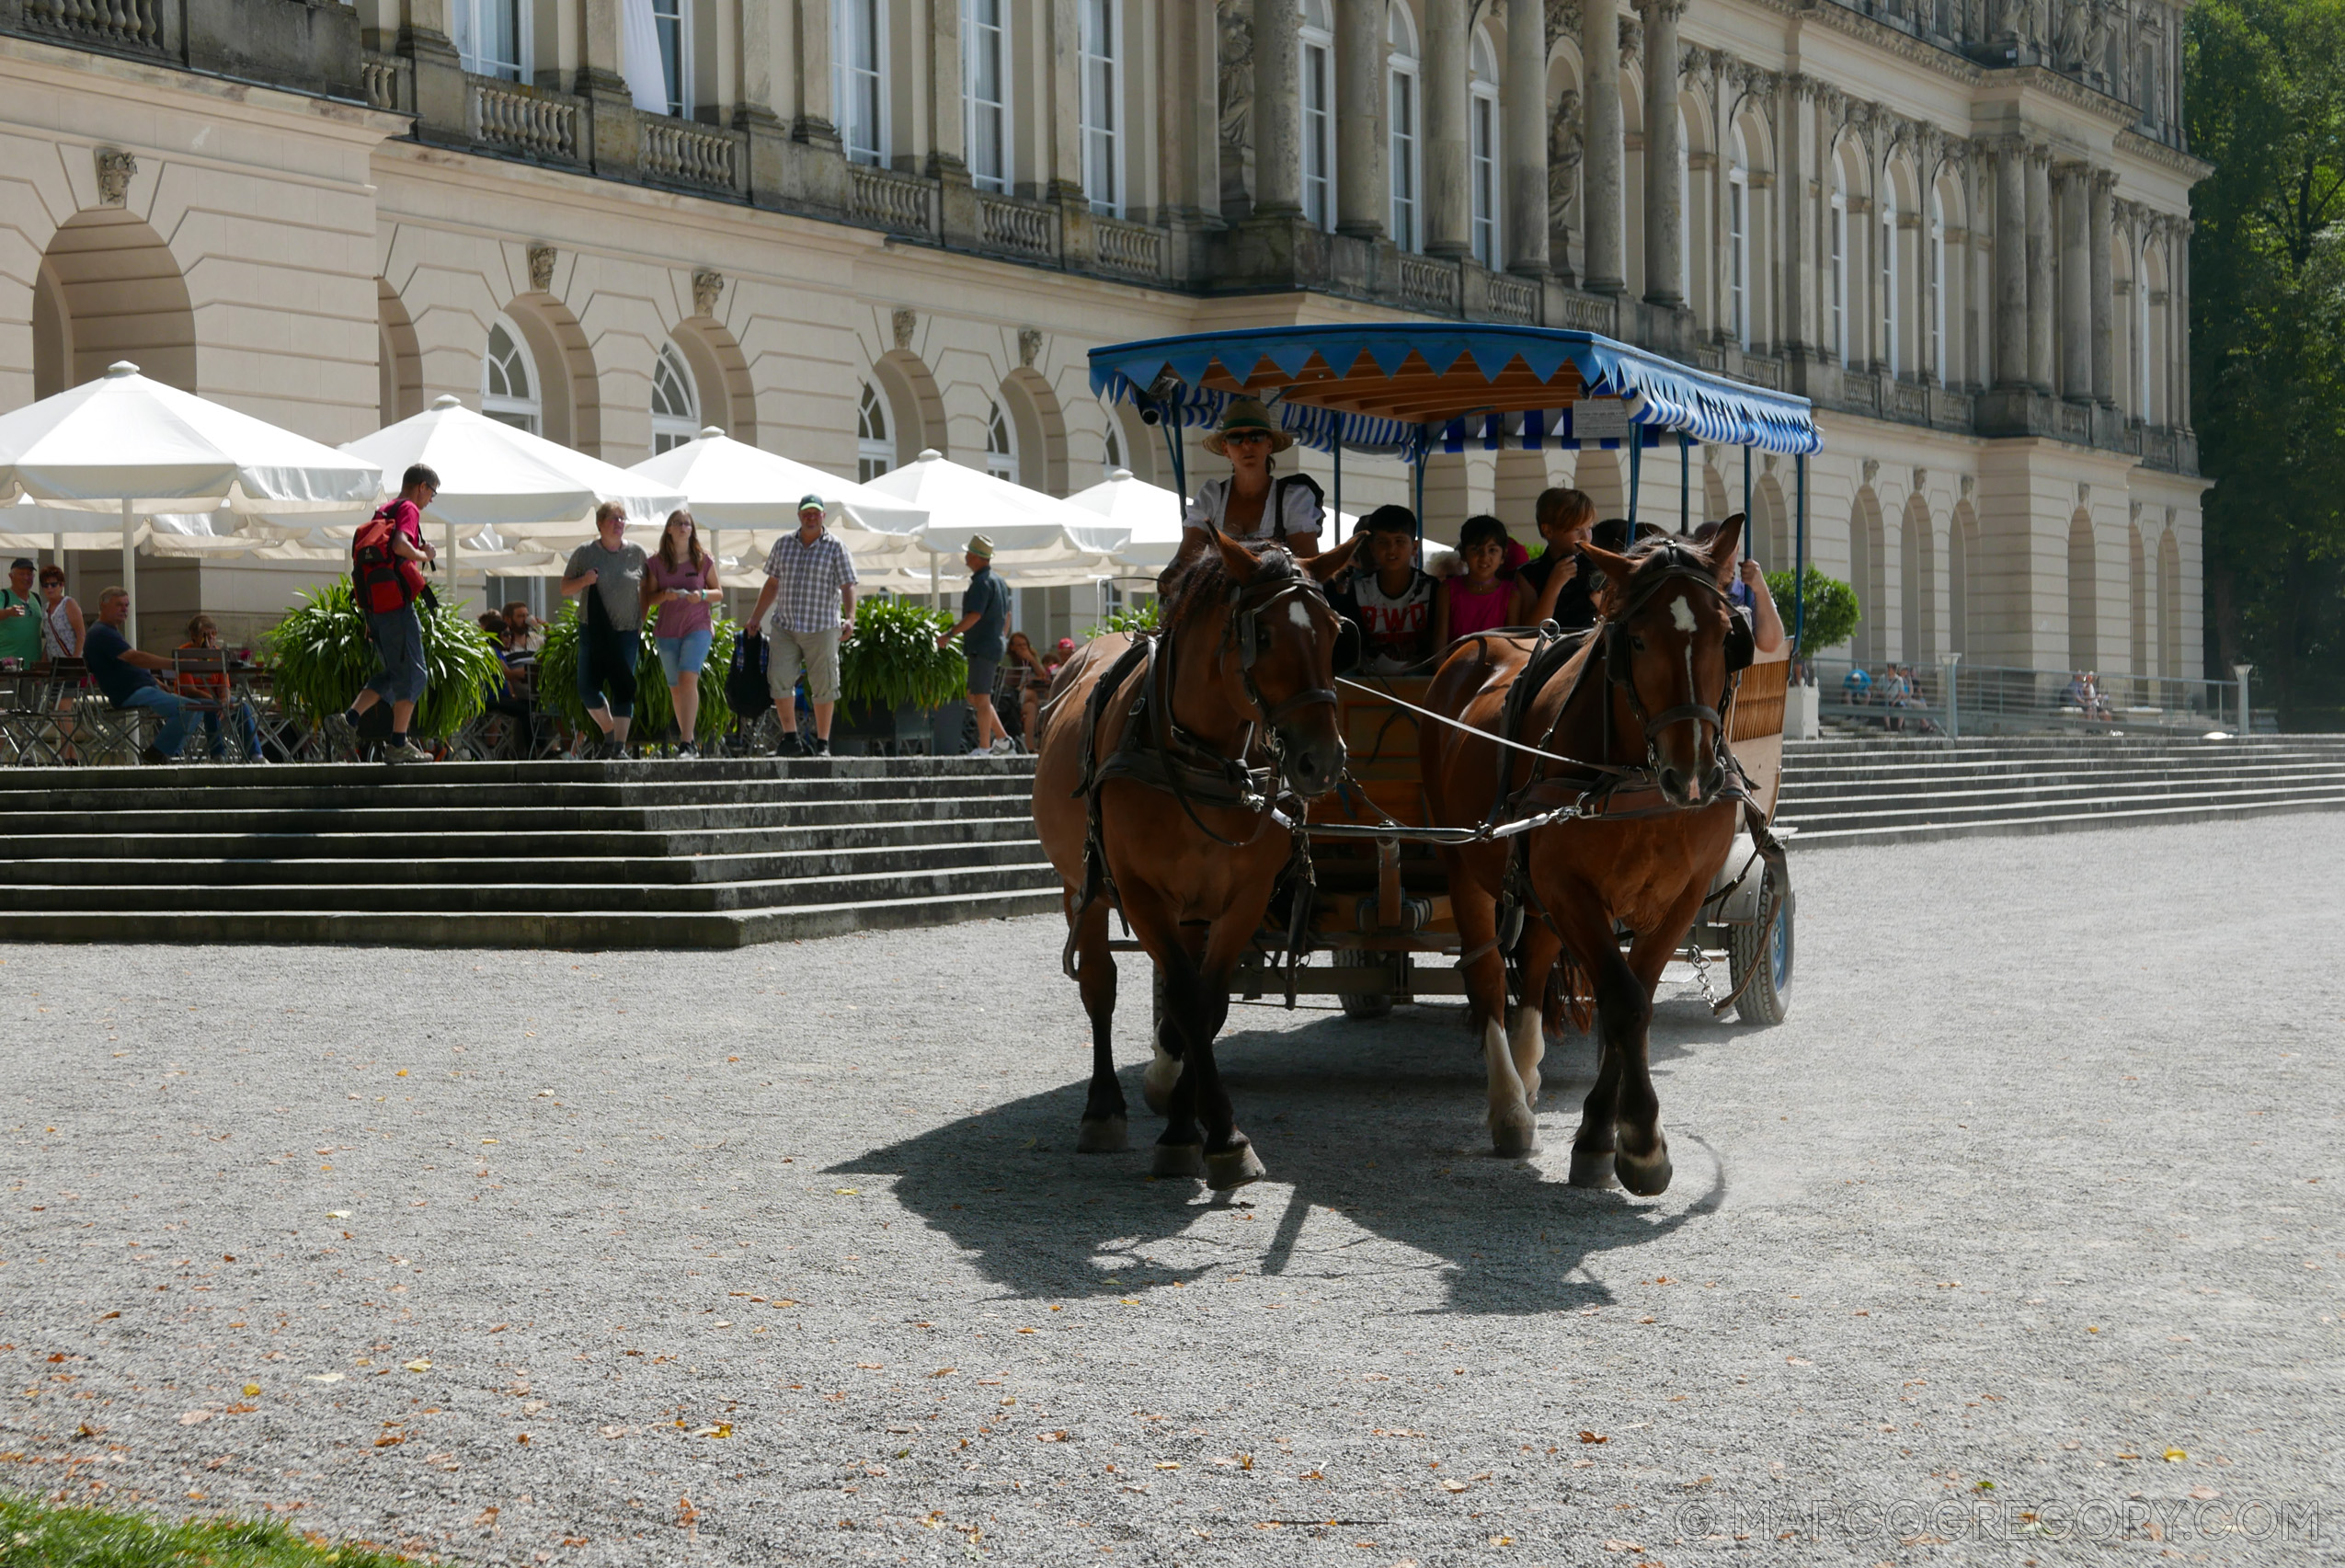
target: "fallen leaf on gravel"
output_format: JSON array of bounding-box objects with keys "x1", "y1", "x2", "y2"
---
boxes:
[
  {"x1": 1156, "y1": 1461, "x2": 1180, "y2": 1471},
  {"x1": 1440, "y1": 1481, "x2": 1469, "y2": 1494},
  {"x1": 2115, "y1": 1451, "x2": 2142, "y2": 1460},
  {"x1": 405, "y1": 1359, "x2": 431, "y2": 1373},
  {"x1": 930, "y1": 1368, "x2": 955, "y2": 1378},
  {"x1": 1037, "y1": 1432, "x2": 1068, "y2": 1442},
  {"x1": 73, "y1": 1422, "x2": 104, "y2": 1439},
  {"x1": 474, "y1": 1506, "x2": 499, "y2": 1527},
  {"x1": 517, "y1": 1433, "x2": 530, "y2": 1445},
  {"x1": 1601, "y1": 1541, "x2": 1642, "y2": 1553},
  {"x1": 601, "y1": 1425, "x2": 627, "y2": 1438},
  {"x1": 1578, "y1": 1432, "x2": 1607, "y2": 1445},
  {"x1": 481, "y1": 1139, "x2": 498, "y2": 1146},
  {"x1": 2190, "y1": 1486, "x2": 2221, "y2": 1500},
  {"x1": 2164, "y1": 1448, "x2": 2187, "y2": 1462},
  {"x1": 243, "y1": 1384, "x2": 261, "y2": 1397},
  {"x1": 304, "y1": 1373, "x2": 343, "y2": 1383},
  {"x1": 489, "y1": 1323, "x2": 508, "y2": 1333},
  {"x1": 692, "y1": 1425, "x2": 732, "y2": 1438},
  {"x1": 374, "y1": 1433, "x2": 405, "y2": 1448},
  {"x1": 1489, "y1": 1538, "x2": 1514, "y2": 1547},
  {"x1": 1363, "y1": 1374, "x2": 1390, "y2": 1382},
  {"x1": 1787, "y1": 1356, "x2": 1813, "y2": 1367},
  {"x1": 834, "y1": 1187, "x2": 858, "y2": 1196},
  {"x1": 326, "y1": 1210, "x2": 349, "y2": 1219},
  {"x1": 178, "y1": 1411, "x2": 212, "y2": 1425},
  {"x1": 425, "y1": 1454, "x2": 459, "y2": 1470},
  {"x1": 98, "y1": 1311, "x2": 120, "y2": 1321},
  {"x1": 855, "y1": 1362, "x2": 883, "y2": 1369}
]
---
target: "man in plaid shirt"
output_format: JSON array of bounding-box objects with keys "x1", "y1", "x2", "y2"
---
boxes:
[{"x1": 749, "y1": 494, "x2": 858, "y2": 757}]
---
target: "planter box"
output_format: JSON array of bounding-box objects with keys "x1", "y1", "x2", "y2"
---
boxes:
[{"x1": 834, "y1": 700, "x2": 970, "y2": 756}]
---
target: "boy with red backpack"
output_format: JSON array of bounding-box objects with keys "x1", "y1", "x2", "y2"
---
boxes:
[{"x1": 330, "y1": 464, "x2": 440, "y2": 763}]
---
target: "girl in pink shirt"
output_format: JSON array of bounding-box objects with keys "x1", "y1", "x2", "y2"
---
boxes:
[{"x1": 1435, "y1": 514, "x2": 1518, "y2": 647}]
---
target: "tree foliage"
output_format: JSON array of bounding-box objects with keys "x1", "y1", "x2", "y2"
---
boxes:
[
  {"x1": 261, "y1": 579, "x2": 501, "y2": 741},
  {"x1": 2189, "y1": 0, "x2": 2345, "y2": 727},
  {"x1": 534, "y1": 598, "x2": 741, "y2": 743},
  {"x1": 1765, "y1": 566, "x2": 1860, "y2": 659}
]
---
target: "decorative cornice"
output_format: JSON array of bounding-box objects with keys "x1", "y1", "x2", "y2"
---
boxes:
[
  {"x1": 2114, "y1": 126, "x2": 2213, "y2": 184},
  {"x1": 1793, "y1": 0, "x2": 1985, "y2": 88}
]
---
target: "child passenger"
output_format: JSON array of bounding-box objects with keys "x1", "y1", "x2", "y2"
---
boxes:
[
  {"x1": 1333, "y1": 505, "x2": 1436, "y2": 674},
  {"x1": 1434, "y1": 514, "x2": 1518, "y2": 647}
]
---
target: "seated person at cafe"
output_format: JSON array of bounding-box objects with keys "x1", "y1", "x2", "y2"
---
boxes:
[
  {"x1": 84, "y1": 588, "x2": 188, "y2": 764},
  {"x1": 1331, "y1": 505, "x2": 1436, "y2": 674},
  {"x1": 502, "y1": 601, "x2": 545, "y2": 655},
  {"x1": 174, "y1": 613, "x2": 264, "y2": 761}
]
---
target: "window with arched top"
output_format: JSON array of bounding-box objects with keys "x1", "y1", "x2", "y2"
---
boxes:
[
  {"x1": 965, "y1": 0, "x2": 1010, "y2": 192},
  {"x1": 858, "y1": 384, "x2": 893, "y2": 482},
  {"x1": 1386, "y1": 4, "x2": 1422, "y2": 252},
  {"x1": 1727, "y1": 130, "x2": 1751, "y2": 349},
  {"x1": 984, "y1": 400, "x2": 1018, "y2": 482},
  {"x1": 1080, "y1": 0, "x2": 1123, "y2": 216},
  {"x1": 482, "y1": 318, "x2": 541, "y2": 434},
  {"x1": 1469, "y1": 28, "x2": 1501, "y2": 268},
  {"x1": 651, "y1": 343, "x2": 700, "y2": 453},
  {"x1": 1927, "y1": 188, "x2": 1948, "y2": 382},
  {"x1": 1879, "y1": 186, "x2": 1901, "y2": 377},
  {"x1": 1828, "y1": 159, "x2": 1849, "y2": 365},
  {"x1": 1299, "y1": 0, "x2": 1336, "y2": 232},
  {"x1": 834, "y1": 0, "x2": 888, "y2": 166}
]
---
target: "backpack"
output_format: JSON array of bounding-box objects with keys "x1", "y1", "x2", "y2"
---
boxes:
[
  {"x1": 725, "y1": 626, "x2": 769, "y2": 715},
  {"x1": 353, "y1": 505, "x2": 425, "y2": 614}
]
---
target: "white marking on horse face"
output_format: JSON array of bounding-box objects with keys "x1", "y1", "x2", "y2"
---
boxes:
[
  {"x1": 1668, "y1": 593, "x2": 1697, "y2": 634},
  {"x1": 1287, "y1": 599, "x2": 1313, "y2": 631}
]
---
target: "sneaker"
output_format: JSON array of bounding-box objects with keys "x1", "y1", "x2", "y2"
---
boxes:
[
  {"x1": 675, "y1": 740, "x2": 698, "y2": 759},
  {"x1": 383, "y1": 738, "x2": 431, "y2": 764},
  {"x1": 989, "y1": 738, "x2": 1017, "y2": 756},
  {"x1": 138, "y1": 745, "x2": 172, "y2": 766},
  {"x1": 967, "y1": 745, "x2": 994, "y2": 759},
  {"x1": 773, "y1": 731, "x2": 806, "y2": 759},
  {"x1": 809, "y1": 737, "x2": 832, "y2": 757},
  {"x1": 324, "y1": 709, "x2": 359, "y2": 757}
]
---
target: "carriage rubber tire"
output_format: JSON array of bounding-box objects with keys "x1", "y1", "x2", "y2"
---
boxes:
[
  {"x1": 1335, "y1": 955, "x2": 1396, "y2": 1020},
  {"x1": 1728, "y1": 872, "x2": 1794, "y2": 1026}
]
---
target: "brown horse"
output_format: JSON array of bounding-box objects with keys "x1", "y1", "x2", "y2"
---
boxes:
[
  {"x1": 1421, "y1": 516, "x2": 1749, "y2": 1195},
  {"x1": 1034, "y1": 526, "x2": 1361, "y2": 1189}
]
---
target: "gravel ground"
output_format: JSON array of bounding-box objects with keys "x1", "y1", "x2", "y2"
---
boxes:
[{"x1": 3, "y1": 817, "x2": 2341, "y2": 1568}]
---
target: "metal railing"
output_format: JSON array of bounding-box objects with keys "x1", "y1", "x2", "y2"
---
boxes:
[{"x1": 1808, "y1": 656, "x2": 2257, "y2": 738}]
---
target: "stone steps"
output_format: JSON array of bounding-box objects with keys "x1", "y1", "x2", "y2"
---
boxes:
[
  {"x1": 1777, "y1": 736, "x2": 2345, "y2": 847},
  {"x1": 0, "y1": 756, "x2": 1060, "y2": 948}
]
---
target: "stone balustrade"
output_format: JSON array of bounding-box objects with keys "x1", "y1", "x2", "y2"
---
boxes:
[
  {"x1": 468, "y1": 77, "x2": 583, "y2": 166},
  {"x1": 846, "y1": 165, "x2": 938, "y2": 239},
  {"x1": 977, "y1": 194, "x2": 1058, "y2": 261},
  {"x1": 1092, "y1": 215, "x2": 1165, "y2": 281},
  {"x1": 642, "y1": 119, "x2": 741, "y2": 196}
]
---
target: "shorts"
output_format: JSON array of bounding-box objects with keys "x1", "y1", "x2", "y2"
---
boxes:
[
  {"x1": 966, "y1": 657, "x2": 1000, "y2": 698},
  {"x1": 768, "y1": 625, "x2": 841, "y2": 705},
  {"x1": 362, "y1": 603, "x2": 428, "y2": 704},
  {"x1": 656, "y1": 626, "x2": 714, "y2": 683}
]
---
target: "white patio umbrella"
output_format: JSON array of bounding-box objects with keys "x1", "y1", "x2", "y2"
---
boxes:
[
  {"x1": 339, "y1": 395, "x2": 687, "y2": 607},
  {"x1": 855, "y1": 448, "x2": 1131, "y2": 609},
  {"x1": 0, "y1": 361, "x2": 382, "y2": 623},
  {"x1": 625, "y1": 427, "x2": 931, "y2": 580}
]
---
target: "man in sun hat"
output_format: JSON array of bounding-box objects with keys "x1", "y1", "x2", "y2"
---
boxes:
[
  {"x1": 938, "y1": 533, "x2": 1012, "y2": 756},
  {"x1": 749, "y1": 492, "x2": 857, "y2": 757},
  {"x1": 1165, "y1": 395, "x2": 1323, "y2": 587}
]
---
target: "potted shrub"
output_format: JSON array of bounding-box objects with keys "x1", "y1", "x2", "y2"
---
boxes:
[
  {"x1": 837, "y1": 595, "x2": 967, "y2": 754},
  {"x1": 534, "y1": 600, "x2": 742, "y2": 751},
  {"x1": 264, "y1": 579, "x2": 504, "y2": 746}
]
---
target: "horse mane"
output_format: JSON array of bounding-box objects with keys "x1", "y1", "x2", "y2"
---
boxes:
[{"x1": 1161, "y1": 542, "x2": 1303, "y2": 633}]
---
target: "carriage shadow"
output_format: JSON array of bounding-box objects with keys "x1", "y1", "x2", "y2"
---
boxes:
[{"x1": 831, "y1": 995, "x2": 1740, "y2": 1317}]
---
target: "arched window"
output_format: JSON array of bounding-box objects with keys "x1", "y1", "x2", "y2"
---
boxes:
[
  {"x1": 1726, "y1": 131, "x2": 1750, "y2": 349},
  {"x1": 1080, "y1": 0, "x2": 1122, "y2": 215},
  {"x1": 857, "y1": 383, "x2": 892, "y2": 482},
  {"x1": 1387, "y1": 4, "x2": 1421, "y2": 252},
  {"x1": 965, "y1": 0, "x2": 1009, "y2": 192},
  {"x1": 1468, "y1": 27, "x2": 1501, "y2": 267},
  {"x1": 1928, "y1": 188, "x2": 1947, "y2": 382},
  {"x1": 453, "y1": 0, "x2": 526, "y2": 81},
  {"x1": 651, "y1": 343, "x2": 699, "y2": 453},
  {"x1": 1828, "y1": 161, "x2": 1849, "y2": 364},
  {"x1": 834, "y1": 0, "x2": 888, "y2": 167},
  {"x1": 1299, "y1": 0, "x2": 1336, "y2": 232},
  {"x1": 481, "y1": 318, "x2": 541, "y2": 434},
  {"x1": 984, "y1": 400, "x2": 1018, "y2": 482},
  {"x1": 1879, "y1": 187, "x2": 1900, "y2": 377}
]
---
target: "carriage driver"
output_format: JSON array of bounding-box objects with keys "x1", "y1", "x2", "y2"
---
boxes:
[{"x1": 1161, "y1": 398, "x2": 1323, "y2": 590}]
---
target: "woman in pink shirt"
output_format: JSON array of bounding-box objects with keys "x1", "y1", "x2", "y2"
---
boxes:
[
  {"x1": 644, "y1": 509, "x2": 721, "y2": 755},
  {"x1": 1434, "y1": 514, "x2": 1519, "y2": 647}
]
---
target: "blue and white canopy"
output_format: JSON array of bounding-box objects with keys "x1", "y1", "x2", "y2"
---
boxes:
[{"x1": 1088, "y1": 324, "x2": 1824, "y2": 459}]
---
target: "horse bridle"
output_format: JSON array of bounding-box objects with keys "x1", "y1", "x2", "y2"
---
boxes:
[
  {"x1": 1599, "y1": 553, "x2": 1735, "y2": 773},
  {"x1": 1225, "y1": 572, "x2": 1344, "y2": 734}
]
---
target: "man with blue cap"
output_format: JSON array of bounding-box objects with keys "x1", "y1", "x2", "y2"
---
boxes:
[{"x1": 749, "y1": 493, "x2": 858, "y2": 757}]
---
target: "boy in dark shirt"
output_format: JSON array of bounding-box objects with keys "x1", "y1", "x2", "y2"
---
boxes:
[{"x1": 1512, "y1": 486, "x2": 1599, "y2": 631}]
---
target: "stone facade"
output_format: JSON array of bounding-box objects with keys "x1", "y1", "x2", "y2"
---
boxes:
[{"x1": 0, "y1": 0, "x2": 2205, "y2": 678}]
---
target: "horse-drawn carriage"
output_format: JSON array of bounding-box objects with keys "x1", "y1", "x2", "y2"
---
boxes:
[{"x1": 1039, "y1": 324, "x2": 1822, "y2": 1193}]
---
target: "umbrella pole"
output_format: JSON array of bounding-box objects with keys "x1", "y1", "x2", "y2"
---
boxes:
[
  {"x1": 1628, "y1": 434, "x2": 1642, "y2": 527},
  {"x1": 1679, "y1": 433, "x2": 1690, "y2": 535},
  {"x1": 1743, "y1": 446, "x2": 1753, "y2": 564},
  {"x1": 446, "y1": 512, "x2": 459, "y2": 614},
  {"x1": 928, "y1": 547, "x2": 939, "y2": 613},
  {"x1": 120, "y1": 498, "x2": 136, "y2": 647},
  {"x1": 1332, "y1": 439, "x2": 1343, "y2": 544}
]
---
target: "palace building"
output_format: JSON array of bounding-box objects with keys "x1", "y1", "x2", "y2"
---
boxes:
[{"x1": 3, "y1": 0, "x2": 2204, "y2": 677}]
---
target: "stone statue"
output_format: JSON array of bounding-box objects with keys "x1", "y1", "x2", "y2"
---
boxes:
[
  {"x1": 1218, "y1": 0, "x2": 1253, "y2": 216},
  {"x1": 1548, "y1": 88, "x2": 1584, "y2": 239}
]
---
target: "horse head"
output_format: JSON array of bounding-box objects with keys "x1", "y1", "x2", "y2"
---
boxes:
[
  {"x1": 1203, "y1": 526, "x2": 1363, "y2": 799},
  {"x1": 1576, "y1": 512, "x2": 1744, "y2": 808}
]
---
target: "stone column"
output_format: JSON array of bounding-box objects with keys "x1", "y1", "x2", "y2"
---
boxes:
[
  {"x1": 2058, "y1": 164, "x2": 2091, "y2": 401},
  {"x1": 1639, "y1": 0, "x2": 1683, "y2": 307},
  {"x1": 2174, "y1": 217, "x2": 2192, "y2": 428},
  {"x1": 1049, "y1": 0, "x2": 1085, "y2": 201},
  {"x1": 1253, "y1": 0, "x2": 1304, "y2": 216},
  {"x1": 1335, "y1": 0, "x2": 1386, "y2": 237},
  {"x1": 1579, "y1": 0, "x2": 1625, "y2": 292},
  {"x1": 795, "y1": 0, "x2": 836, "y2": 145},
  {"x1": 1993, "y1": 137, "x2": 2027, "y2": 387},
  {"x1": 1424, "y1": 0, "x2": 1470, "y2": 256},
  {"x1": 580, "y1": 0, "x2": 640, "y2": 177},
  {"x1": 930, "y1": 0, "x2": 967, "y2": 178},
  {"x1": 1504, "y1": 0, "x2": 1548, "y2": 273},
  {"x1": 2025, "y1": 143, "x2": 2053, "y2": 394},
  {"x1": 2088, "y1": 169, "x2": 2115, "y2": 406},
  {"x1": 1778, "y1": 78, "x2": 1810, "y2": 355}
]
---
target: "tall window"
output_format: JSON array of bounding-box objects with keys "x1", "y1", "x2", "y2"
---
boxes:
[
  {"x1": 965, "y1": 0, "x2": 1009, "y2": 193},
  {"x1": 2134, "y1": 241, "x2": 2153, "y2": 414},
  {"x1": 834, "y1": 0, "x2": 887, "y2": 167},
  {"x1": 651, "y1": 0, "x2": 689, "y2": 117},
  {"x1": 1828, "y1": 177, "x2": 1848, "y2": 363},
  {"x1": 1386, "y1": 4, "x2": 1421, "y2": 252},
  {"x1": 1080, "y1": 0, "x2": 1122, "y2": 215},
  {"x1": 1468, "y1": 29, "x2": 1501, "y2": 267},
  {"x1": 857, "y1": 383, "x2": 892, "y2": 481},
  {"x1": 1928, "y1": 189, "x2": 1947, "y2": 382},
  {"x1": 1726, "y1": 151, "x2": 1750, "y2": 349},
  {"x1": 1879, "y1": 195, "x2": 1900, "y2": 376},
  {"x1": 453, "y1": 0, "x2": 525, "y2": 80},
  {"x1": 481, "y1": 319, "x2": 541, "y2": 434},
  {"x1": 651, "y1": 344, "x2": 699, "y2": 453},
  {"x1": 1299, "y1": 0, "x2": 1335, "y2": 231},
  {"x1": 984, "y1": 401, "x2": 1018, "y2": 482}
]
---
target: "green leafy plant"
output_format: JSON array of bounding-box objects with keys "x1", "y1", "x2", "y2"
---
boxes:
[
  {"x1": 261, "y1": 579, "x2": 502, "y2": 741},
  {"x1": 839, "y1": 595, "x2": 966, "y2": 717},
  {"x1": 1765, "y1": 566, "x2": 1860, "y2": 659},
  {"x1": 533, "y1": 598, "x2": 739, "y2": 744},
  {"x1": 1090, "y1": 600, "x2": 1162, "y2": 637}
]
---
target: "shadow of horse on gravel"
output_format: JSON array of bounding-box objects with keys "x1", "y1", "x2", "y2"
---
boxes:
[{"x1": 830, "y1": 996, "x2": 1741, "y2": 1317}]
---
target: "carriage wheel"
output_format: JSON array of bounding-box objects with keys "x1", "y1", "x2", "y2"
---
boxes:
[
  {"x1": 1335, "y1": 955, "x2": 1396, "y2": 1020},
  {"x1": 1727, "y1": 869, "x2": 1794, "y2": 1026}
]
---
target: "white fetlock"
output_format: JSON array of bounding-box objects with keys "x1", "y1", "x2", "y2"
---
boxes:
[
  {"x1": 1142, "y1": 1038, "x2": 1184, "y2": 1116},
  {"x1": 1507, "y1": 1004, "x2": 1546, "y2": 1105},
  {"x1": 1482, "y1": 1018, "x2": 1536, "y2": 1156}
]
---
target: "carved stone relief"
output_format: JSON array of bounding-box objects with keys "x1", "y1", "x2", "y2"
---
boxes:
[
  {"x1": 94, "y1": 149, "x2": 135, "y2": 208},
  {"x1": 692, "y1": 269, "x2": 724, "y2": 318},
  {"x1": 526, "y1": 244, "x2": 555, "y2": 294}
]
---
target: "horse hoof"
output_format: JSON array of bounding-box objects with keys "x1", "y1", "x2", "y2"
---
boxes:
[
  {"x1": 1567, "y1": 1146, "x2": 1619, "y2": 1188},
  {"x1": 1076, "y1": 1116, "x2": 1128, "y2": 1154},
  {"x1": 1204, "y1": 1144, "x2": 1265, "y2": 1191},
  {"x1": 1614, "y1": 1147, "x2": 1674, "y2": 1196},
  {"x1": 1150, "y1": 1142, "x2": 1205, "y2": 1179},
  {"x1": 1491, "y1": 1120, "x2": 1539, "y2": 1159}
]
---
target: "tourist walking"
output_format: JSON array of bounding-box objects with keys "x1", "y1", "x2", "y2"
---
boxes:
[
  {"x1": 82, "y1": 588, "x2": 188, "y2": 765},
  {"x1": 332, "y1": 463, "x2": 439, "y2": 764},
  {"x1": 561, "y1": 501, "x2": 649, "y2": 759},
  {"x1": 748, "y1": 494, "x2": 857, "y2": 759},
  {"x1": 938, "y1": 534, "x2": 1012, "y2": 756},
  {"x1": 646, "y1": 508, "x2": 721, "y2": 756}
]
